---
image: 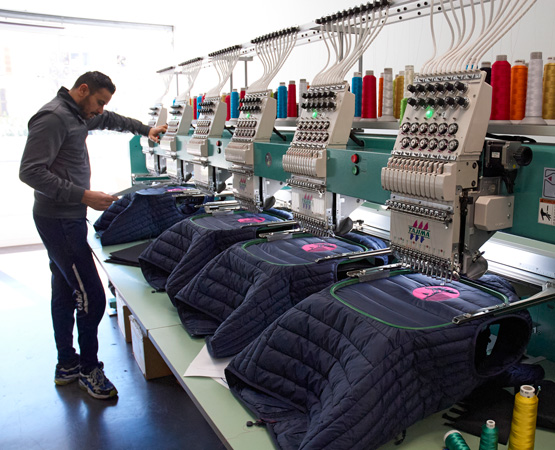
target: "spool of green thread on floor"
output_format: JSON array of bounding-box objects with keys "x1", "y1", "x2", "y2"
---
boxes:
[
  {"x1": 444, "y1": 430, "x2": 471, "y2": 450},
  {"x1": 479, "y1": 420, "x2": 499, "y2": 450}
]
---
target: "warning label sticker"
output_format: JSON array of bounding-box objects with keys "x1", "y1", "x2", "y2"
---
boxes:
[
  {"x1": 543, "y1": 168, "x2": 555, "y2": 199},
  {"x1": 538, "y1": 198, "x2": 555, "y2": 226}
]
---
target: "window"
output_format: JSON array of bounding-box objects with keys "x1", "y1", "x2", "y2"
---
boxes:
[{"x1": 0, "y1": 11, "x2": 173, "y2": 246}]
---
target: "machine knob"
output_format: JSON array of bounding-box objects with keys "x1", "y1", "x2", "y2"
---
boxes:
[
  {"x1": 419, "y1": 123, "x2": 429, "y2": 134},
  {"x1": 425, "y1": 83, "x2": 436, "y2": 93},
  {"x1": 455, "y1": 96, "x2": 469, "y2": 108},
  {"x1": 410, "y1": 123, "x2": 420, "y2": 134},
  {"x1": 514, "y1": 146, "x2": 533, "y2": 166},
  {"x1": 445, "y1": 82, "x2": 455, "y2": 92},
  {"x1": 401, "y1": 137, "x2": 411, "y2": 148},
  {"x1": 434, "y1": 83, "x2": 445, "y2": 93},
  {"x1": 407, "y1": 97, "x2": 418, "y2": 107},
  {"x1": 447, "y1": 123, "x2": 459, "y2": 135},
  {"x1": 454, "y1": 81, "x2": 467, "y2": 93},
  {"x1": 438, "y1": 123, "x2": 448, "y2": 135},
  {"x1": 448, "y1": 139, "x2": 459, "y2": 152},
  {"x1": 416, "y1": 84, "x2": 426, "y2": 94},
  {"x1": 428, "y1": 138, "x2": 438, "y2": 150},
  {"x1": 417, "y1": 98, "x2": 428, "y2": 109},
  {"x1": 410, "y1": 138, "x2": 419, "y2": 149},
  {"x1": 428, "y1": 123, "x2": 439, "y2": 134},
  {"x1": 401, "y1": 122, "x2": 411, "y2": 134},
  {"x1": 302, "y1": 93, "x2": 308, "y2": 99},
  {"x1": 438, "y1": 139, "x2": 449, "y2": 152},
  {"x1": 419, "y1": 138, "x2": 429, "y2": 149},
  {"x1": 445, "y1": 97, "x2": 456, "y2": 108},
  {"x1": 407, "y1": 84, "x2": 417, "y2": 94},
  {"x1": 435, "y1": 98, "x2": 446, "y2": 108},
  {"x1": 426, "y1": 98, "x2": 436, "y2": 108}
]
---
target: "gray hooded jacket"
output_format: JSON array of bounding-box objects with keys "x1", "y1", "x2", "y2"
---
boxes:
[{"x1": 20, "y1": 87, "x2": 151, "y2": 219}]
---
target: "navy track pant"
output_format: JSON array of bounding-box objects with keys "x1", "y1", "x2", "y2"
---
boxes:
[{"x1": 33, "y1": 214, "x2": 105, "y2": 371}]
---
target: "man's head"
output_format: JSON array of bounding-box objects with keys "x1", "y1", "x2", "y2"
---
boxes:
[{"x1": 69, "y1": 71, "x2": 116, "y2": 120}]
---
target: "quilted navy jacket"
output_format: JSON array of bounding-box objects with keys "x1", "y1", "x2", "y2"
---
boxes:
[
  {"x1": 175, "y1": 231, "x2": 387, "y2": 357},
  {"x1": 93, "y1": 186, "x2": 208, "y2": 246},
  {"x1": 139, "y1": 209, "x2": 293, "y2": 304},
  {"x1": 226, "y1": 273, "x2": 532, "y2": 450}
]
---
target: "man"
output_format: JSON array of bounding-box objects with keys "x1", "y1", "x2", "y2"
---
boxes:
[{"x1": 19, "y1": 71, "x2": 167, "y2": 400}]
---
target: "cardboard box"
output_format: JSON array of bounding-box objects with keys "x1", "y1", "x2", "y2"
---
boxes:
[
  {"x1": 129, "y1": 315, "x2": 172, "y2": 380},
  {"x1": 116, "y1": 291, "x2": 132, "y2": 343}
]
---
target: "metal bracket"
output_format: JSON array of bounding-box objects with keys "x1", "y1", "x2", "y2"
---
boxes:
[
  {"x1": 452, "y1": 285, "x2": 555, "y2": 325},
  {"x1": 315, "y1": 247, "x2": 392, "y2": 263},
  {"x1": 346, "y1": 263, "x2": 405, "y2": 282}
]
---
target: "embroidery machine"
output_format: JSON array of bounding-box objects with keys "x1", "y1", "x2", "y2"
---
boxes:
[{"x1": 129, "y1": 0, "x2": 554, "y2": 359}]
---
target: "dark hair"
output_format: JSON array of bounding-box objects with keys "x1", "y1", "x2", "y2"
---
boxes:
[{"x1": 72, "y1": 71, "x2": 116, "y2": 94}]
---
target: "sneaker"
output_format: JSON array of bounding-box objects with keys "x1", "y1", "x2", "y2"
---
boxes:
[
  {"x1": 79, "y1": 363, "x2": 118, "y2": 399},
  {"x1": 54, "y1": 360, "x2": 80, "y2": 386}
]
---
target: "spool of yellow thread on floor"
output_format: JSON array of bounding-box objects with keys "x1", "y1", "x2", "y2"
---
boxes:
[{"x1": 508, "y1": 385, "x2": 539, "y2": 450}]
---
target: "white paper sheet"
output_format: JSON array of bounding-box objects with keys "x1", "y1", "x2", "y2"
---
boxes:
[{"x1": 184, "y1": 345, "x2": 232, "y2": 389}]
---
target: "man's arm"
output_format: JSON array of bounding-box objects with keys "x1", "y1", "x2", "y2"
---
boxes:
[
  {"x1": 19, "y1": 112, "x2": 86, "y2": 204},
  {"x1": 88, "y1": 110, "x2": 167, "y2": 141}
]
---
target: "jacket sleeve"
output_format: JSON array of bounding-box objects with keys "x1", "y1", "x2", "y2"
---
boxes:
[
  {"x1": 87, "y1": 110, "x2": 151, "y2": 135},
  {"x1": 19, "y1": 112, "x2": 85, "y2": 203}
]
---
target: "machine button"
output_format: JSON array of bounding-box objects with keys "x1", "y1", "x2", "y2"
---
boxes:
[{"x1": 351, "y1": 154, "x2": 359, "y2": 164}]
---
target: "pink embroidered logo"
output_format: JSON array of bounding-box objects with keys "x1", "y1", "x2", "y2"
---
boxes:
[
  {"x1": 412, "y1": 286, "x2": 460, "y2": 302},
  {"x1": 237, "y1": 217, "x2": 266, "y2": 224},
  {"x1": 302, "y1": 243, "x2": 338, "y2": 253}
]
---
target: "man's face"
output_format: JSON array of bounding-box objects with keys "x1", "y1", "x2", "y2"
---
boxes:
[{"x1": 78, "y1": 87, "x2": 112, "y2": 120}]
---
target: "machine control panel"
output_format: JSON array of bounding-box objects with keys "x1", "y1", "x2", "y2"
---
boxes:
[
  {"x1": 161, "y1": 101, "x2": 193, "y2": 181},
  {"x1": 141, "y1": 103, "x2": 167, "y2": 175},
  {"x1": 187, "y1": 97, "x2": 227, "y2": 158},
  {"x1": 225, "y1": 90, "x2": 276, "y2": 167}
]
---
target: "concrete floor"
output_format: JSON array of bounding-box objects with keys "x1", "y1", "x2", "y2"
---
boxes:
[{"x1": 0, "y1": 245, "x2": 226, "y2": 450}]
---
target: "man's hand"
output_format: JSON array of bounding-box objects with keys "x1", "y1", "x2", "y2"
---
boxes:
[
  {"x1": 82, "y1": 190, "x2": 119, "y2": 211},
  {"x1": 148, "y1": 124, "x2": 168, "y2": 143}
]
